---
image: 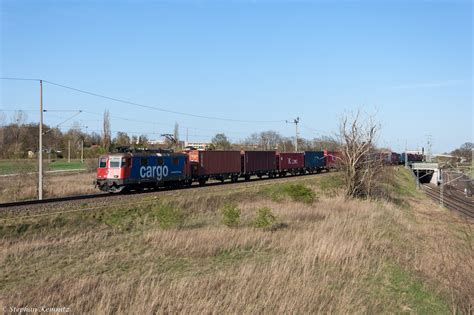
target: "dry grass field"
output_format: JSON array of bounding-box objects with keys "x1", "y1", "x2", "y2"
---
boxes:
[
  {"x1": 1, "y1": 169, "x2": 473, "y2": 313},
  {"x1": 0, "y1": 171, "x2": 96, "y2": 203}
]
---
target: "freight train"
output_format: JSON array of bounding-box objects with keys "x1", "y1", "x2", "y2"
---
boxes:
[
  {"x1": 94, "y1": 149, "x2": 421, "y2": 192},
  {"x1": 95, "y1": 149, "x2": 333, "y2": 192}
]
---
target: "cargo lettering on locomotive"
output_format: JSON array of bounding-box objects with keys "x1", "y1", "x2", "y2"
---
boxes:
[{"x1": 139, "y1": 165, "x2": 170, "y2": 180}]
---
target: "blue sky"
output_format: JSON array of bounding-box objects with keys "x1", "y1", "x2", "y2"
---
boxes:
[{"x1": 1, "y1": 0, "x2": 472, "y2": 153}]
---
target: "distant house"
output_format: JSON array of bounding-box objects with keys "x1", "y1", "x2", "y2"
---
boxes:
[
  {"x1": 148, "y1": 139, "x2": 166, "y2": 146},
  {"x1": 185, "y1": 142, "x2": 211, "y2": 150}
]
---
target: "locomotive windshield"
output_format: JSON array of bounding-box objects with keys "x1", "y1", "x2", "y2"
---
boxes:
[
  {"x1": 99, "y1": 158, "x2": 107, "y2": 168},
  {"x1": 109, "y1": 157, "x2": 121, "y2": 168}
]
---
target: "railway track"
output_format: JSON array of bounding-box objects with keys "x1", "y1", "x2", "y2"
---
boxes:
[
  {"x1": 423, "y1": 184, "x2": 474, "y2": 220},
  {"x1": 0, "y1": 171, "x2": 327, "y2": 212}
]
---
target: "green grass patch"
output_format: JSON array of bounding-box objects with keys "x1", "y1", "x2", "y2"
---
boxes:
[
  {"x1": 318, "y1": 173, "x2": 344, "y2": 194},
  {"x1": 371, "y1": 263, "x2": 450, "y2": 314},
  {"x1": 263, "y1": 183, "x2": 316, "y2": 204},
  {"x1": 48, "y1": 160, "x2": 86, "y2": 171},
  {"x1": 392, "y1": 168, "x2": 422, "y2": 199},
  {"x1": 0, "y1": 201, "x2": 186, "y2": 239},
  {"x1": 0, "y1": 159, "x2": 86, "y2": 175},
  {"x1": 0, "y1": 159, "x2": 37, "y2": 175}
]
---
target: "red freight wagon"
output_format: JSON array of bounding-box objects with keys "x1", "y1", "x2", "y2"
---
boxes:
[
  {"x1": 324, "y1": 150, "x2": 341, "y2": 169},
  {"x1": 242, "y1": 151, "x2": 276, "y2": 178},
  {"x1": 276, "y1": 152, "x2": 305, "y2": 175},
  {"x1": 188, "y1": 150, "x2": 241, "y2": 184}
]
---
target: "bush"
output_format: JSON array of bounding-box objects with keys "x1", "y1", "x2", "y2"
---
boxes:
[
  {"x1": 152, "y1": 204, "x2": 185, "y2": 229},
  {"x1": 284, "y1": 183, "x2": 316, "y2": 203},
  {"x1": 252, "y1": 207, "x2": 277, "y2": 228},
  {"x1": 265, "y1": 183, "x2": 316, "y2": 204},
  {"x1": 220, "y1": 204, "x2": 241, "y2": 227}
]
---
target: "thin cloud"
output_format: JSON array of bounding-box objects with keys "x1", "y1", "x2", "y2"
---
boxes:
[{"x1": 388, "y1": 80, "x2": 468, "y2": 90}]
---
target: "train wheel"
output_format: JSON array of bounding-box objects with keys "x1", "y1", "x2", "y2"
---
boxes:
[{"x1": 198, "y1": 179, "x2": 206, "y2": 186}]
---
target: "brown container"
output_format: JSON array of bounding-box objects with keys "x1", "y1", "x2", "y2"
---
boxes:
[
  {"x1": 276, "y1": 152, "x2": 305, "y2": 170},
  {"x1": 242, "y1": 151, "x2": 276, "y2": 174},
  {"x1": 188, "y1": 150, "x2": 241, "y2": 176}
]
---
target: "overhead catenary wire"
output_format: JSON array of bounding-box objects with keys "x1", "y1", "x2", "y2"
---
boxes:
[
  {"x1": 43, "y1": 110, "x2": 83, "y2": 135},
  {"x1": 40, "y1": 80, "x2": 286, "y2": 123},
  {"x1": 2, "y1": 77, "x2": 331, "y2": 139}
]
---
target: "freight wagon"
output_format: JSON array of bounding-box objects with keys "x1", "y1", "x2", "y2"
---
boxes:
[
  {"x1": 188, "y1": 150, "x2": 241, "y2": 185},
  {"x1": 241, "y1": 151, "x2": 277, "y2": 179},
  {"x1": 304, "y1": 151, "x2": 325, "y2": 173},
  {"x1": 400, "y1": 153, "x2": 424, "y2": 164},
  {"x1": 391, "y1": 153, "x2": 401, "y2": 165},
  {"x1": 95, "y1": 151, "x2": 190, "y2": 192},
  {"x1": 276, "y1": 152, "x2": 305, "y2": 175}
]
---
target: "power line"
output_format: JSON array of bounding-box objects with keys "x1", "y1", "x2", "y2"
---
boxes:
[
  {"x1": 2, "y1": 77, "x2": 287, "y2": 123},
  {"x1": 0, "y1": 77, "x2": 41, "y2": 82},
  {"x1": 40, "y1": 80, "x2": 286, "y2": 123}
]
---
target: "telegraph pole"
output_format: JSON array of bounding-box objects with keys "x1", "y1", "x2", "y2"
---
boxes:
[
  {"x1": 68, "y1": 140, "x2": 71, "y2": 163},
  {"x1": 81, "y1": 139, "x2": 84, "y2": 163},
  {"x1": 38, "y1": 80, "x2": 43, "y2": 200}
]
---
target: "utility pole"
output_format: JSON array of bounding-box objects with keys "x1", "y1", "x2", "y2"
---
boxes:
[
  {"x1": 426, "y1": 135, "x2": 433, "y2": 163},
  {"x1": 186, "y1": 128, "x2": 189, "y2": 147},
  {"x1": 68, "y1": 140, "x2": 71, "y2": 163},
  {"x1": 38, "y1": 80, "x2": 43, "y2": 200},
  {"x1": 286, "y1": 117, "x2": 300, "y2": 152},
  {"x1": 81, "y1": 139, "x2": 84, "y2": 163}
]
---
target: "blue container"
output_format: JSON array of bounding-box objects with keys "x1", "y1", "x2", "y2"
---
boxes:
[{"x1": 304, "y1": 151, "x2": 325, "y2": 169}]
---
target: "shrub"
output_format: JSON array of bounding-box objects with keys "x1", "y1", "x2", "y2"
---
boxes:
[
  {"x1": 152, "y1": 204, "x2": 185, "y2": 229},
  {"x1": 252, "y1": 207, "x2": 277, "y2": 228},
  {"x1": 220, "y1": 203, "x2": 241, "y2": 227},
  {"x1": 283, "y1": 183, "x2": 316, "y2": 204},
  {"x1": 265, "y1": 183, "x2": 316, "y2": 204}
]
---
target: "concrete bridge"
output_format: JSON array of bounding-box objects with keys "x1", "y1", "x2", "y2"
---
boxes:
[{"x1": 411, "y1": 163, "x2": 439, "y2": 185}]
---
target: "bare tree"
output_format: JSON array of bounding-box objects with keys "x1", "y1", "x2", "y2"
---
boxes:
[
  {"x1": 211, "y1": 133, "x2": 231, "y2": 150},
  {"x1": 10, "y1": 110, "x2": 28, "y2": 157},
  {"x1": 338, "y1": 111, "x2": 381, "y2": 199},
  {"x1": 114, "y1": 132, "x2": 131, "y2": 147},
  {"x1": 102, "y1": 110, "x2": 111, "y2": 152}
]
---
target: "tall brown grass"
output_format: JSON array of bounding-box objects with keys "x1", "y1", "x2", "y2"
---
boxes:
[
  {"x1": 0, "y1": 171, "x2": 96, "y2": 202},
  {"x1": 0, "y1": 170, "x2": 472, "y2": 313}
]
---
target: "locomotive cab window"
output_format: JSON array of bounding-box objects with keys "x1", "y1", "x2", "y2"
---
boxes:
[
  {"x1": 99, "y1": 158, "x2": 107, "y2": 168},
  {"x1": 109, "y1": 158, "x2": 121, "y2": 168}
]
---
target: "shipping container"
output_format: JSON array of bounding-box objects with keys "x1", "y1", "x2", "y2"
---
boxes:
[
  {"x1": 304, "y1": 151, "x2": 325, "y2": 171},
  {"x1": 276, "y1": 152, "x2": 305, "y2": 173},
  {"x1": 242, "y1": 151, "x2": 276, "y2": 175},
  {"x1": 324, "y1": 150, "x2": 341, "y2": 169},
  {"x1": 188, "y1": 150, "x2": 241, "y2": 183},
  {"x1": 391, "y1": 152, "x2": 401, "y2": 165}
]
